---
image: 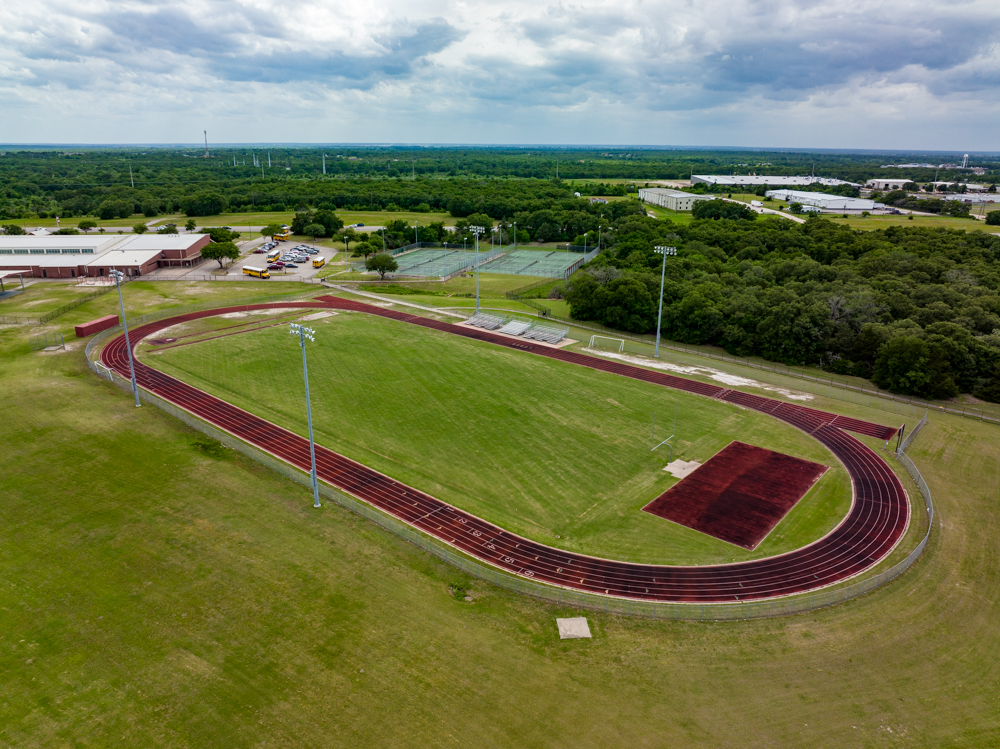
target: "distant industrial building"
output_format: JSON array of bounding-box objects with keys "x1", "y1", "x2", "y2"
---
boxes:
[
  {"x1": 0, "y1": 234, "x2": 210, "y2": 279},
  {"x1": 866, "y1": 178, "x2": 914, "y2": 191},
  {"x1": 765, "y1": 190, "x2": 882, "y2": 211},
  {"x1": 692, "y1": 175, "x2": 859, "y2": 188},
  {"x1": 638, "y1": 188, "x2": 713, "y2": 211}
]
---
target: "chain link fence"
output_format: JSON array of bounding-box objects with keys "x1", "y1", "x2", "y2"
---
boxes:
[{"x1": 84, "y1": 304, "x2": 935, "y2": 621}]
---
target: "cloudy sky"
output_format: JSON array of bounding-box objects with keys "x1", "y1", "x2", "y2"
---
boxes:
[{"x1": 1, "y1": 0, "x2": 998, "y2": 149}]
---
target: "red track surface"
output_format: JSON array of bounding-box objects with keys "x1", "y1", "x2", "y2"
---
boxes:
[
  {"x1": 643, "y1": 441, "x2": 829, "y2": 550},
  {"x1": 100, "y1": 298, "x2": 908, "y2": 602}
]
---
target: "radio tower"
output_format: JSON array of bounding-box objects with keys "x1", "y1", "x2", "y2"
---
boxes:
[{"x1": 203, "y1": 130, "x2": 209, "y2": 158}]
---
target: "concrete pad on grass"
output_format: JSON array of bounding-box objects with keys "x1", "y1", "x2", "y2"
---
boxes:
[
  {"x1": 557, "y1": 617, "x2": 592, "y2": 640},
  {"x1": 664, "y1": 459, "x2": 701, "y2": 479}
]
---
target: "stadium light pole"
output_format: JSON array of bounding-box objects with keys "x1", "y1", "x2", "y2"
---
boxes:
[
  {"x1": 290, "y1": 323, "x2": 321, "y2": 508},
  {"x1": 109, "y1": 269, "x2": 140, "y2": 408},
  {"x1": 653, "y1": 246, "x2": 677, "y2": 359},
  {"x1": 469, "y1": 225, "x2": 484, "y2": 313}
]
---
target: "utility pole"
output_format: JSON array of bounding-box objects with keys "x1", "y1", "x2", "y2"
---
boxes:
[
  {"x1": 322, "y1": 154, "x2": 326, "y2": 174},
  {"x1": 109, "y1": 269, "x2": 140, "y2": 408},
  {"x1": 470, "y1": 226, "x2": 484, "y2": 313},
  {"x1": 653, "y1": 247, "x2": 677, "y2": 358},
  {"x1": 204, "y1": 130, "x2": 209, "y2": 158},
  {"x1": 129, "y1": 163, "x2": 134, "y2": 188},
  {"x1": 289, "y1": 323, "x2": 321, "y2": 508},
  {"x1": 268, "y1": 151, "x2": 271, "y2": 168}
]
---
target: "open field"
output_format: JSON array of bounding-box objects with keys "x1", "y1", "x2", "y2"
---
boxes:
[
  {"x1": 2, "y1": 287, "x2": 999, "y2": 745},
  {"x1": 2, "y1": 214, "x2": 187, "y2": 229},
  {"x1": 194, "y1": 210, "x2": 454, "y2": 229},
  {"x1": 138, "y1": 309, "x2": 852, "y2": 565},
  {"x1": 645, "y1": 204, "x2": 696, "y2": 224},
  {"x1": 825, "y1": 213, "x2": 990, "y2": 232},
  {"x1": 0, "y1": 280, "x2": 311, "y2": 327}
]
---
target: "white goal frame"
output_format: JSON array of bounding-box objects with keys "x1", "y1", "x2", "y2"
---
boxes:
[{"x1": 588, "y1": 335, "x2": 625, "y2": 353}]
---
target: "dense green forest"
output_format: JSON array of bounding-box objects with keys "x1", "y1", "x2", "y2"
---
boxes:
[
  {"x1": 1, "y1": 146, "x2": 996, "y2": 220},
  {"x1": 564, "y1": 214, "x2": 1000, "y2": 401}
]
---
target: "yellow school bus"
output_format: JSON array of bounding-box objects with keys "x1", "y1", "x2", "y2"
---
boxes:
[
  {"x1": 312, "y1": 256, "x2": 326, "y2": 268},
  {"x1": 242, "y1": 265, "x2": 270, "y2": 279}
]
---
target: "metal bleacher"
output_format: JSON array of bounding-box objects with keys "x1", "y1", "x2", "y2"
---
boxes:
[
  {"x1": 523, "y1": 325, "x2": 570, "y2": 344},
  {"x1": 497, "y1": 320, "x2": 532, "y2": 336},
  {"x1": 466, "y1": 312, "x2": 508, "y2": 330},
  {"x1": 465, "y1": 312, "x2": 569, "y2": 344}
]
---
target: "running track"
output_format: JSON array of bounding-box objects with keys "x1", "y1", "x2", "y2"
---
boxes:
[{"x1": 100, "y1": 297, "x2": 909, "y2": 602}]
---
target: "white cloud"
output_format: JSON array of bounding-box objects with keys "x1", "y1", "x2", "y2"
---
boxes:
[{"x1": 0, "y1": 0, "x2": 998, "y2": 148}]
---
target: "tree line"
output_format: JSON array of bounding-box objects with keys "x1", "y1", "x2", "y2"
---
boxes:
[{"x1": 564, "y1": 212, "x2": 1000, "y2": 402}]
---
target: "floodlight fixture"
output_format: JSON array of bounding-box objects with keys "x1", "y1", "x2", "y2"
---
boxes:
[
  {"x1": 109, "y1": 269, "x2": 140, "y2": 408},
  {"x1": 469, "y1": 227, "x2": 485, "y2": 312},
  {"x1": 290, "y1": 322, "x2": 321, "y2": 508},
  {"x1": 652, "y1": 247, "x2": 677, "y2": 358}
]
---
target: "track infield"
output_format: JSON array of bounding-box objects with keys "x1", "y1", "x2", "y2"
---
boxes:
[{"x1": 643, "y1": 442, "x2": 829, "y2": 549}]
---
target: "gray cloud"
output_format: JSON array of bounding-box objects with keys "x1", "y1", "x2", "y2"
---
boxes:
[{"x1": 0, "y1": 0, "x2": 997, "y2": 147}]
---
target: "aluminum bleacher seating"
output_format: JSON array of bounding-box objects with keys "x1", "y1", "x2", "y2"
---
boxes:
[
  {"x1": 523, "y1": 325, "x2": 569, "y2": 344},
  {"x1": 497, "y1": 320, "x2": 533, "y2": 336},
  {"x1": 467, "y1": 312, "x2": 507, "y2": 330}
]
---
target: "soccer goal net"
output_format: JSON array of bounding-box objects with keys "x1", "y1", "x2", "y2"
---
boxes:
[{"x1": 588, "y1": 335, "x2": 625, "y2": 353}]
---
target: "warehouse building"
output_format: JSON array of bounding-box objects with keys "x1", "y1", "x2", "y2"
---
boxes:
[
  {"x1": 0, "y1": 234, "x2": 211, "y2": 279},
  {"x1": 638, "y1": 188, "x2": 714, "y2": 211},
  {"x1": 765, "y1": 190, "x2": 881, "y2": 211},
  {"x1": 692, "y1": 175, "x2": 859, "y2": 188},
  {"x1": 865, "y1": 178, "x2": 914, "y2": 191}
]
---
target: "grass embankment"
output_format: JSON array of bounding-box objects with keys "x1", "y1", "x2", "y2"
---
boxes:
[
  {"x1": 1, "y1": 286, "x2": 999, "y2": 746},
  {"x1": 139, "y1": 309, "x2": 850, "y2": 566}
]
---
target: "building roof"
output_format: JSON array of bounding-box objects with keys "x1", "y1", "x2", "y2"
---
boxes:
[
  {"x1": 86, "y1": 249, "x2": 166, "y2": 267},
  {"x1": 115, "y1": 234, "x2": 208, "y2": 251},
  {"x1": 693, "y1": 175, "x2": 859, "y2": 187},
  {"x1": 640, "y1": 188, "x2": 711, "y2": 199},
  {"x1": 0, "y1": 235, "x2": 123, "y2": 251}
]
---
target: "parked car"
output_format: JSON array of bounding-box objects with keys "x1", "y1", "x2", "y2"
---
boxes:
[
  {"x1": 306, "y1": 248, "x2": 319, "y2": 254},
  {"x1": 284, "y1": 263, "x2": 298, "y2": 269},
  {"x1": 267, "y1": 263, "x2": 281, "y2": 270}
]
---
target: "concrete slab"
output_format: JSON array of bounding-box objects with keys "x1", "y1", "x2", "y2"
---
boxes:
[
  {"x1": 664, "y1": 459, "x2": 701, "y2": 479},
  {"x1": 556, "y1": 617, "x2": 592, "y2": 640}
]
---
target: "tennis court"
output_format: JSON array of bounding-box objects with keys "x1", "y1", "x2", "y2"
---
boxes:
[{"x1": 479, "y1": 250, "x2": 583, "y2": 278}]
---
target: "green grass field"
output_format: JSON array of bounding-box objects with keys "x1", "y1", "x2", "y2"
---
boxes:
[
  {"x1": 3, "y1": 283, "x2": 1000, "y2": 745},
  {"x1": 137, "y1": 309, "x2": 851, "y2": 566},
  {"x1": 2, "y1": 286, "x2": 999, "y2": 745},
  {"x1": 825, "y1": 213, "x2": 988, "y2": 232},
  {"x1": 195, "y1": 210, "x2": 453, "y2": 229}
]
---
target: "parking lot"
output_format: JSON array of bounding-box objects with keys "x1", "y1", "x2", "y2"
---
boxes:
[{"x1": 231, "y1": 241, "x2": 334, "y2": 280}]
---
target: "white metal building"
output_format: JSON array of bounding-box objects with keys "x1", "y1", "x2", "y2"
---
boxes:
[
  {"x1": 638, "y1": 188, "x2": 714, "y2": 211},
  {"x1": 865, "y1": 178, "x2": 914, "y2": 191},
  {"x1": 692, "y1": 175, "x2": 859, "y2": 188},
  {"x1": 765, "y1": 190, "x2": 882, "y2": 211}
]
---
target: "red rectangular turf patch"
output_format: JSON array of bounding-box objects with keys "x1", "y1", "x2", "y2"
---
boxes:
[{"x1": 642, "y1": 442, "x2": 828, "y2": 550}]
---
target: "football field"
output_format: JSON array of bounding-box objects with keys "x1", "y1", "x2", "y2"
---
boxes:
[{"x1": 137, "y1": 307, "x2": 852, "y2": 566}]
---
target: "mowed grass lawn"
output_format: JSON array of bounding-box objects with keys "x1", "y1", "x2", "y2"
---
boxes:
[
  {"x1": 2, "y1": 284, "x2": 999, "y2": 746},
  {"x1": 197, "y1": 210, "x2": 454, "y2": 228},
  {"x1": 139, "y1": 309, "x2": 851, "y2": 566}
]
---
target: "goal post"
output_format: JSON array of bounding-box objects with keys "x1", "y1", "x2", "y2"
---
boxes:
[{"x1": 588, "y1": 335, "x2": 625, "y2": 353}]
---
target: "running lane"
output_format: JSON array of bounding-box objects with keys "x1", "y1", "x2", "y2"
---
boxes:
[{"x1": 99, "y1": 299, "x2": 908, "y2": 602}]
